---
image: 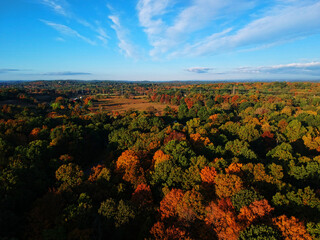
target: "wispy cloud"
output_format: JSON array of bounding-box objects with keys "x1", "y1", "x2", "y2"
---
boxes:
[
  {"x1": 136, "y1": 0, "x2": 177, "y2": 56},
  {"x1": 137, "y1": 0, "x2": 320, "y2": 58},
  {"x1": 41, "y1": 0, "x2": 69, "y2": 16},
  {"x1": 31, "y1": 0, "x2": 320, "y2": 64},
  {"x1": 186, "y1": 67, "x2": 214, "y2": 74},
  {"x1": 44, "y1": 71, "x2": 92, "y2": 76},
  {"x1": 235, "y1": 62, "x2": 320, "y2": 75},
  {"x1": 41, "y1": 20, "x2": 96, "y2": 45},
  {"x1": 193, "y1": 61, "x2": 320, "y2": 78},
  {"x1": 137, "y1": 0, "x2": 169, "y2": 36},
  {"x1": 77, "y1": 19, "x2": 109, "y2": 45},
  {"x1": 0, "y1": 69, "x2": 21, "y2": 74},
  {"x1": 55, "y1": 37, "x2": 65, "y2": 42},
  {"x1": 108, "y1": 15, "x2": 138, "y2": 58},
  {"x1": 184, "y1": 1, "x2": 320, "y2": 56},
  {"x1": 94, "y1": 22, "x2": 109, "y2": 45},
  {"x1": 40, "y1": 1, "x2": 109, "y2": 46},
  {"x1": 137, "y1": 0, "x2": 254, "y2": 57}
]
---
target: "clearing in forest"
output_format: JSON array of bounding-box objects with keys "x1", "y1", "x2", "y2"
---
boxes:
[{"x1": 90, "y1": 96, "x2": 177, "y2": 113}]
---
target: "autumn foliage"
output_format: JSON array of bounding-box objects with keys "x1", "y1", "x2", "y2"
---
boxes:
[
  {"x1": 159, "y1": 188, "x2": 184, "y2": 220},
  {"x1": 1, "y1": 81, "x2": 320, "y2": 239},
  {"x1": 150, "y1": 221, "x2": 191, "y2": 240},
  {"x1": 200, "y1": 166, "x2": 217, "y2": 184},
  {"x1": 273, "y1": 215, "x2": 312, "y2": 240},
  {"x1": 215, "y1": 174, "x2": 244, "y2": 198},
  {"x1": 153, "y1": 149, "x2": 170, "y2": 167},
  {"x1": 238, "y1": 199, "x2": 274, "y2": 225},
  {"x1": 131, "y1": 183, "x2": 153, "y2": 208},
  {"x1": 116, "y1": 150, "x2": 145, "y2": 185},
  {"x1": 205, "y1": 200, "x2": 241, "y2": 240}
]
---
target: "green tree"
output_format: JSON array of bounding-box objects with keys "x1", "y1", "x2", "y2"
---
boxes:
[
  {"x1": 98, "y1": 198, "x2": 117, "y2": 220},
  {"x1": 197, "y1": 106, "x2": 209, "y2": 121},
  {"x1": 55, "y1": 163, "x2": 84, "y2": 189},
  {"x1": 285, "y1": 120, "x2": 307, "y2": 142},
  {"x1": 239, "y1": 224, "x2": 281, "y2": 240},
  {"x1": 225, "y1": 139, "x2": 257, "y2": 160},
  {"x1": 63, "y1": 193, "x2": 93, "y2": 227},
  {"x1": 266, "y1": 143, "x2": 294, "y2": 161},
  {"x1": 238, "y1": 124, "x2": 260, "y2": 142},
  {"x1": 0, "y1": 137, "x2": 9, "y2": 167},
  {"x1": 186, "y1": 118, "x2": 200, "y2": 134},
  {"x1": 231, "y1": 189, "x2": 263, "y2": 211},
  {"x1": 164, "y1": 140, "x2": 196, "y2": 168},
  {"x1": 178, "y1": 103, "x2": 188, "y2": 119},
  {"x1": 115, "y1": 200, "x2": 135, "y2": 228},
  {"x1": 307, "y1": 222, "x2": 320, "y2": 239}
]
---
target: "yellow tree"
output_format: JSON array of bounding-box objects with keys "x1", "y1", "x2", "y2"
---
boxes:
[
  {"x1": 116, "y1": 150, "x2": 144, "y2": 186},
  {"x1": 215, "y1": 174, "x2": 244, "y2": 198}
]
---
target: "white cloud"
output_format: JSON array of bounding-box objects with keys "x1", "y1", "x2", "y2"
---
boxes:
[
  {"x1": 44, "y1": 71, "x2": 92, "y2": 76},
  {"x1": 92, "y1": 21, "x2": 109, "y2": 45},
  {"x1": 136, "y1": 0, "x2": 172, "y2": 56},
  {"x1": 36, "y1": 0, "x2": 320, "y2": 62},
  {"x1": 236, "y1": 62, "x2": 320, "y2": 75},
  {"x1": 97, "y1": 35, "x2": 107, "y2": 45},
  {"x1": 137, "y1": 0, "x2": 169, "y2": 35},
  {"x1": 77, "y1": 20, "x2": 109, "y2": 45},
  {"x1": 186, "y1": 67, "x2": 214, "y2": 74},
  {"x1": 55, "y1": 37, "x2": 65, "y2": 42},
  {"x1": 0, "y1": 69, "x2": 20, "y2": 74},
  {"x1": 41, "y1": 20, "x2": 96, "y2": 45},
  {"x1": 167, "y1": 0, "x2": 229, "y2": 36},
  {"x1": 108, "y1": 15, "x2": 138, "y2": 58},
  {"x1": 41, "y1": 0, "x2": 68, "y2": 16},
  {"x1": 176, "y1": 1, "x2": 320, "y2": 56},
  {"x1": 40, "y1": 1, "x2": 109, "y2": 46},
  {"x1": 137, "y1": 0, "x2": 320, "y2": 58},
  {"x1": 137, "y1": 0, "x2": 255, "y2": 57},
  {"x1": 229, "y1": 2, "x2": 320, "y2": 48},
  {"x1": 183, "y1": 62, "x2": 320, "y2": 79},
  {"x1": 96, "y1": 26, "x2": 108, "y2": 39},
  {"x1": 108, "y1": 15, "x2": 120, "y2": 27}
]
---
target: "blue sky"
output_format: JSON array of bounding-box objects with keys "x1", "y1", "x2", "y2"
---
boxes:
[{"x1": 1, "y1": 0, "x2": 320, "y2": 81}]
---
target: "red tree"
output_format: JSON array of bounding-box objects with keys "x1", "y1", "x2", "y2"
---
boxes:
[{"x1": 159, "y1": 188, "x2": 184, "y2": 220}]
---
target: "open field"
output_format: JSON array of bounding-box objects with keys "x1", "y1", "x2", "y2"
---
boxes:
[{"x1": 90, "y1": 96, "x2": 177, "y2": 113}]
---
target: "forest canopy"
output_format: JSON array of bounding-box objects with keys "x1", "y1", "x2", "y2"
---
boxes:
[{"x1": 0, "y1": 80, "x2": 320, "y2": 239}]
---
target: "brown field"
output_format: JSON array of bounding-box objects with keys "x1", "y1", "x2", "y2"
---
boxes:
[{"x1": 90, "y1": 96, "x2": 177, "y2": 113}]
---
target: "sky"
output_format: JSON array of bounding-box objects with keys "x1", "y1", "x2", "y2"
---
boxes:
[{"x1": 1, "y1": 0, "x2": 320, "y2": 81}]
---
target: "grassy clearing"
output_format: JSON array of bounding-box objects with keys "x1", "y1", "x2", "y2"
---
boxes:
[{"x1": 90, "y1": 96, "x2": 177, "y2": 113}]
